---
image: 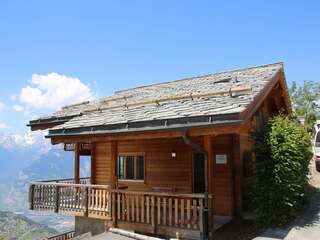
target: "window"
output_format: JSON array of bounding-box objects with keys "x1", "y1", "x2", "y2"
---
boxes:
[
  {"x1": 118, "y1": 154, "x2": 145, "y2": 181},
  {"x1": 315, "y1": 132, "x2": 320, "y2": 147}
]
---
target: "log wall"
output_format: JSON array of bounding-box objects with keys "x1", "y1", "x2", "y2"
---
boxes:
[{"x1": 93, "y1": 135, "x2": 236, "y2": 216}]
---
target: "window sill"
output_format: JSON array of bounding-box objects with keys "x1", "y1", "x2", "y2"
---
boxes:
[{"x1": 118, "y1": 179, "x2": 145, "y2": 184}]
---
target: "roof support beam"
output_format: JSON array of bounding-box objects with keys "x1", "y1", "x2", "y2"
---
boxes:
[
  {"x1": 50, "y1": 124, "x2": 240, "y2": 144},
  {"x1": 239, "y1": 71, "x2": 291, "y2": 128},
  {"x1": 90, "y1": 143, "x2": 96, "y2": 185},
  {"x1": 74, "y1": 143, "x2": 80, "y2": 184}
]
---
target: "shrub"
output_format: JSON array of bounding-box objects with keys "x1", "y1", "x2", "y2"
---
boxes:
[{"x1": 253, "y1": 114, "x2": 312, "y2": 227}]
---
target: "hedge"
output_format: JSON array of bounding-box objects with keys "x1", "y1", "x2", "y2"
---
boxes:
[{"x1": 253, "y1": 115, "x2": 312, "y2": 227}]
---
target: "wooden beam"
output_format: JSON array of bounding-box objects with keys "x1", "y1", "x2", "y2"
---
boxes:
[
  {"x1": 203, "y1": 135, "x2": 213, "y2": 228},
  {"x1": 239, "y1": 70, "x2": 292, "y2": 130},
  {"x1": 74, "y1": 143, "x2": 80, "y2": 184},
  {"x1": 232, "y1": 134, "x2": 242, "y2": 218},
  {"x1": 90, "y1": 142, "x2": 96, "y2": 184},
  {"x1": 239, "y1": 71, "x2": 281, "y2": 127},
  {"x1": 111, "y1": 141, "x2": 118, "y2": 189},
  {"x1": 278, "y1": 76, "x2": 292, "y2": 114},
  {"x1": 30, "y1": 122, "x2": 64, "y2": 131},
  {"x1": 83, "y1": 84, "x2": 252, "y2": 113},
  {"x1": 50, "y1": 124, "x2": 240, "y2": 144}
]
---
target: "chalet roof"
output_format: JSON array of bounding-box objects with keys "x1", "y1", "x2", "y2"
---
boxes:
[{"x1": 28, "y1": 63, "x2": 286, "y2": 137}]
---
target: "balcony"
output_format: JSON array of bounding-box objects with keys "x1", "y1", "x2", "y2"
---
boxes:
[{"x1": 29, "y1": 178, "x2": 209, "y2": 238}]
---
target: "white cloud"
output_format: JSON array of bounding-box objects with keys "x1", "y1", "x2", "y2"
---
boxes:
[
  {"x1": 19, "y1": 73, "x2": 93, "y2": 110},
  {"x1": 0, "y1": 102, "x2": 6, "y2": 111},
  {"x1": 0, "y1": 130, "x2": 51, "y2": 154},
  {"x1": 0, "y1": 123, "x2": 8, "y2": 129},
  {"x1": 13, "y1": 104, "x2": 24, "y2": 112}
]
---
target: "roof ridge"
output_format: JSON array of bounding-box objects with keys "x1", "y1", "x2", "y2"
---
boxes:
[{"x1": 114, "y1": 62, "x2": 283, "y2": 94}]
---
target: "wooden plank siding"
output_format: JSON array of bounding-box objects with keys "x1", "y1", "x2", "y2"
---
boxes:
[
  {"x1": 211, "y1": 135, "x2": 234, "y2": 216},
  {"x1": 92, "y1": 135, "x2": 236, "y2": 216},
  {"x1": 95, "y1": 142, "x2": 115, "y2": 186},
  {"x1": 94, "y1": 138, "x2": 198, "y2": 193}
]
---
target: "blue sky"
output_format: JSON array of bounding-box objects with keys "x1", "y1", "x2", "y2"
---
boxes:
[{"x1": 0, "y1": 0, "x2": 319, "y2": 134}]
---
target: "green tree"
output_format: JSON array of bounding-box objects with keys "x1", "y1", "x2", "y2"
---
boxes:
[
  {"x1": 289, "y1": 80, "x2": 320, "y2": 133},
  {"x1": 253, "y1": 115, "x2": 312, "y2": 227}
]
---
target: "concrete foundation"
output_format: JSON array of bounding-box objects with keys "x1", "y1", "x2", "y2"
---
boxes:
[{"x1": 75, "y1": 216, "x2": 106, "y2": 236}]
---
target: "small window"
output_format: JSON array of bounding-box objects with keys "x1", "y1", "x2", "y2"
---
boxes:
[
  {"x1": 315, "y1": 132, "x2": 320, "y2": 147},
  {"x1": 316, "y1": 132, "x2": 320, "y2": 143},
  {"x1": 118, "y1": 154, "x2": 145, "y2": 181}
]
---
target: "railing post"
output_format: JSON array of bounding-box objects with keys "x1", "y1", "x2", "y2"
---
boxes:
[
  {"x1": 54, "y1": 185, "x2": 60, "y2": 213},
  {"x1": 29, "y1": 184, "x2": 35, "y2": 210},
  {"x1": 84, "y1": 186, "x2": 89, "y2": 217},
  {"x1": 199, "y1": 209, "x2": 203, "y2": 236},
  {"x1": 112, "y1": 192, "x2": 117, "y2": 227},
  {"x1": 151, "y1": 196, "x2": 156, "y2": 233}
]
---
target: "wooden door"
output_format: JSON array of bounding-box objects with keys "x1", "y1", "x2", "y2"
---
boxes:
[{"x1": 192, "y1": 153, "x2": 205, "y2": 193}]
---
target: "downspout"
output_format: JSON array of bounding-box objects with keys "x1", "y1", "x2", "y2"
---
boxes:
[{"x1": 181, "y1": 130, "x2": 209, "y2": 240}]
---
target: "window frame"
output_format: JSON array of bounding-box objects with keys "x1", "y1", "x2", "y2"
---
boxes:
[{"x1": 117, "y1": 152, "x2": 146, "y2": 183}]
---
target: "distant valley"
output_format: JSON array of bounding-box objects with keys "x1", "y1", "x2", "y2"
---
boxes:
[
  {"x1": 0, "y1": 211, "x2": 58, "y2": 240},
  {"x1": 0, "y1": 131, "x2": 90, "y2": 238}
]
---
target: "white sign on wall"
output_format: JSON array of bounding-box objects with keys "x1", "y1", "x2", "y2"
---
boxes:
[{"x1": 216, "y1": 154, "x2": 227, "y2": 164}]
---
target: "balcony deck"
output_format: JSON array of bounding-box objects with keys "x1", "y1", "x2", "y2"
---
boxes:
[{"x1": 30, "y1": 178, "x2": 211, "y2": 239}]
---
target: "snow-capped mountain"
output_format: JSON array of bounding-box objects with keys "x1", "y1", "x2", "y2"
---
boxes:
[{"x1": 0, "y1": 130, "x2": 90, "y2": 211}]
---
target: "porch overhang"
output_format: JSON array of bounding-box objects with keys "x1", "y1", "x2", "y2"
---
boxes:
[
  {"x1": 46, "y1": 113, "x2": 242, "y2": 143},
  {"x1": 47, "y1": 113, "x2": 241, "y2": 137}
]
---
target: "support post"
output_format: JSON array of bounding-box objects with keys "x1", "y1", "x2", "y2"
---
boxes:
[
  {"x1": 112, "y1": 192, "x2": 117, "y2": 227},
  {"x1": 54, "y1": 185, "x2": 60, "y2": 213},
  {"x1": 29, "y1": 184, "x2": 35, "y2": 210},
  {"x1": 233, "y1": 134, "x2": 243, "y2": 218},
  {"x1": 151, "y1": 196, "x2": 156, "y2": 233},
  {"x1": 204, "y1": 136, "x2": 213, "y2": 230},
  {"x1": 90, "y1": 142, "x2": 96, "y2": 184},
  {"x1": 111, "y1": 141, "x2": 118, "y2": 188},
  {"x1": 181, "y1": 131, "x2": 209, "y2": 240},
  {"x1": 74, "y1": 143, "x2": 80, "y2": 184},
  {"x1": 83, "y1": 186, "x2": 89, "y2": 217}
]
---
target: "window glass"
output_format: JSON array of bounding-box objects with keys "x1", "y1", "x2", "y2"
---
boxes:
[
  {"x1": 117, "y1": 154, "x2": 144, "y2": 181},
  {"x1": 136, "y1": 156, "x2": 144, "y2": 180},
  {"x1": 125, "y1": 156, "x2": 134, "y2": 179},
  {"x1": 118, "y1": 156, "x2": 124, "y2": 179},
  {"x1": 316, "y1": 132, "x2": 320, "y2": 143}
]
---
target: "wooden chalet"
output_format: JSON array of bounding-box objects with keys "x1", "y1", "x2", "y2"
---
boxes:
[{"x1": 28, "y1": 63, "x2": 291, "y2": 239}]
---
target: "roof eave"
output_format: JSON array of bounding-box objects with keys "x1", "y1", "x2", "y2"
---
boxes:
[
  {"x1": 27, "y1": 114, "x2": 82, "y2": 131},
  {"x1": 47, "y1": 113, "x2": 242, "y2": 138}
]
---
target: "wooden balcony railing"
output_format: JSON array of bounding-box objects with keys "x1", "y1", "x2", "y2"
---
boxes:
[
  {"x1": 29, "y1": 179, "x2": 210, "y2": 236},
  {"x1": 44, "y1": 231, "x2": 75, "y2": 240},
  {"x1": 114, "y1": 190, "x2": 205, "y2": 230},
  {"x1": 29, "y1": 180, "x2": 112, "y2": 219}
]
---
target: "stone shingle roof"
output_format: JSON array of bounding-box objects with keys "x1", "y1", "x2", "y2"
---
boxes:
[{"x1": 29, "y1": 63, "x2": 284, "y2": 136}]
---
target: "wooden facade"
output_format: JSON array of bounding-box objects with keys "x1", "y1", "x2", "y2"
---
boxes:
[
  {"x1": 28, "y1": 63, "x2": 292, "y2": 239},
  {"x1": 88, "y1": 135, "x2": 235, "y2": 216}
]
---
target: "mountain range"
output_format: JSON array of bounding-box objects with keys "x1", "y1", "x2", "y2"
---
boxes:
[
  {"x1": 0, "y1": 211, "x2": 58, "y2": 240},
  {"x1": 0, "y1": 131, "x2": 90, "y2": 236}
]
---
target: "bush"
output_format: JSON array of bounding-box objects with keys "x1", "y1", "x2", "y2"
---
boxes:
[{"x1": 253, "y1": 115, "x2": 312, "y2": 227}]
